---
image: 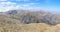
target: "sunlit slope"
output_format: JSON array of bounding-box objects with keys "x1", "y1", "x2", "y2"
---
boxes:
[{"x1": 0, "y1": 23, "x2": 60, "y2": 32}]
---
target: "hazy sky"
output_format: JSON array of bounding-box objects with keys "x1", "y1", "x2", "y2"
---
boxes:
[{"x1": 0, "y1": 0, "x2": 60, "y2": 12}]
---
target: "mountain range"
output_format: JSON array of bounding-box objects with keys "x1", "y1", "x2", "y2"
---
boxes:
[{"x1": 0, "y1": 10, "x2": 60, "y2": 25}]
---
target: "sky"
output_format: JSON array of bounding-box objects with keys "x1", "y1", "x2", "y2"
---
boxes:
[{"x1": 0, "y1": 0, "x2": 60, "y2": 12}]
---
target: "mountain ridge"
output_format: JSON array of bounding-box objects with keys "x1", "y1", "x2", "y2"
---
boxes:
[{"x1": 0, "y1": 10, "x2": 60, "y2": 25}]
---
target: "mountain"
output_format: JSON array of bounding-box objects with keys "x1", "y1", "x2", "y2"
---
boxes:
[{"x1": 0, "y1": 10, "x2": 60, "y2": 25}]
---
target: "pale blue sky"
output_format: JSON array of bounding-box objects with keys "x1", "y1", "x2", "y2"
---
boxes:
[{"x1": 0, "y1": 0, "x2": 60, "y2": 12}]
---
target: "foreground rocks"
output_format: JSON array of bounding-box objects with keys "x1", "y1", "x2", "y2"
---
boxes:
[{"x1": 0, "y1": 23, "x2": 60, "y2": 32}]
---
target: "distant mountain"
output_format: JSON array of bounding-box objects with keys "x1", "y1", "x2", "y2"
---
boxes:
[
  {"x1": 6, "y1": 10, "x2": 17, "y2": 15},
  {"x1": 0, "y1": 10, "x2": 60, "y2": 25}
]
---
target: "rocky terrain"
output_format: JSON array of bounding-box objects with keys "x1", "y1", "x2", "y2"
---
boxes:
[{"x1": 0, "y1": 10, "x2": 60, "y2": 32}]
